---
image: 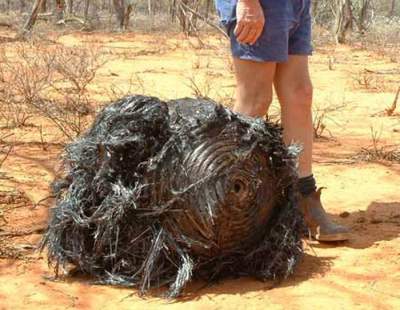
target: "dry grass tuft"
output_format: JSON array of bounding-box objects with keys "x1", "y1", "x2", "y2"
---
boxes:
[{"x1": 355, "y1": 126, "x2": 400, "y2": 163}]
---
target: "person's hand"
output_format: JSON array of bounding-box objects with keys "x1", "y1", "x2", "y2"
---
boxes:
[{"x1": 234, "y1": 0, "x2": 265, "y2": 45}]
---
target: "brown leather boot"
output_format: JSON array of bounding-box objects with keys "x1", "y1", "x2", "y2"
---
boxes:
[{"x1": 298, "y1": 188, "x2": 350, "y2": 242}]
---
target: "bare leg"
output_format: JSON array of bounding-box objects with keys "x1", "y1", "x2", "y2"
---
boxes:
[
  {"x1": 274, "y1": 55, "x2": 313, "y2": 178},
  {"x1": 233, "y1": 58, "x2": 276, "y2": 117},
  {"x1": 274, "y1": 55, "x2": 350, "y2": 241},
  {"x1": 233, "y1": 55, "x2": 350, "y2": 241}
]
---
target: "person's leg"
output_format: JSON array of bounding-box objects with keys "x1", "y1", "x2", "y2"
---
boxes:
[
  {"x1": 274, "y1": 55, "x2": 350, "y2": 241},
  {"x1": 218, "y1": 0, "x2": 350, "y2": 242},
  {"x1": 274, "y1": 55, "x2": 313, "y2": 178},
  {"x1": 233, "y1": 58, "x2": 276, "y2": 117}
]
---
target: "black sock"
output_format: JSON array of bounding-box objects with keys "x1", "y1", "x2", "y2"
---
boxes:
[{"x1": 298, "y1": 174, "x2": 317, "y2": 196}]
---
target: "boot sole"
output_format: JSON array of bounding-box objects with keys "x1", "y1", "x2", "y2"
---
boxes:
[{"x1": 314, "y1": 232, "x2": 350, "y2": 242}]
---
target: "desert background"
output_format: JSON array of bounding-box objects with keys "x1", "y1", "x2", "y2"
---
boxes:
[{"x1": 0, "y1": 1, "x2": 399, "y2": 309}]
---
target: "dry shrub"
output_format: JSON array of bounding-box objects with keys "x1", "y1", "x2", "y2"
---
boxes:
[
  {"x1": 0, "y1": 132, "x2": 13, "y2": 171},
  {"x1": 355, "y1": 126, "x2": 400, "y2": 163},
  {"x1": 38, "y1": 45, "x2": 107, "y2": 139},
  {"x1": 385, "y1": 85, "x2": 400, "y2": 116},
  {"x1": 105, "y1": 73, "x2": 146, "y2": 102},
  {"x1": 0, "y1": 100, "x2": 33, "y2": 129},
  {"x1": 186, "y1": 70, "x2": 235, "y2": 107},
  {"x1": 313, "y1": 95, "x2": 348, "y2": 139},
  {"x1": 0, "y1": 43, "x2": 106, "y2": 141},
  {"x1": 0, "y1": 46, "x2": 50, "y2": 128},
  {"x1": 351, "y1": 69, "x2": 387, "y2": 91},
  {"x1": 187, "y1": 72, "x2": 212, "y2": 98},
  {"x1": 360, "y1": 16, "x2": 400, "y2": 63}
]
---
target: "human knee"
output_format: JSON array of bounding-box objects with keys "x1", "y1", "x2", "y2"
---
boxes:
[
  {"x1": 237, "y1": 85, "x2": 273, "y2": 116},
  {"x1": 292, "y1": 83, "x2": 313, "y2": 109},
  {"x1": 251, "y1": 89, "x2": 273, "y2": 109}
]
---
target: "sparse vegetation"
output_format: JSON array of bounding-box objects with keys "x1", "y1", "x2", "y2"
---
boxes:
[
  {"x1": 385, "y1": 85, "x2": 400, "y2": 116},
  {"x1": 355, "y1": 126, "x2": 400, "y2": 162},
  {"x1": 312, "y1": 95, "x2": 348, "y2": 139},
  {"x1": 0, "y1": 43, "x2": 107, "y2": 141},
  {"x1": 186, "y1": 70, "x2": 235, "y2": 109},
  {"x1": 186, "y1": 72, "x2": 212, "y2": 99},
  {"x1": 352, "y1": 69, "x2": 386, "y2": 91},
  {"x1": 0, "y1": 0, "x2": 222, "y2": 35},
  {"x1": 360, "y1": 16, "x2": 400, "y2": 63},
  {"x1": 0, "y1": 133, "x2": 13, "y2": 170}
]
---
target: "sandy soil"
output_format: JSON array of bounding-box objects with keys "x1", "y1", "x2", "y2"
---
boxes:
[{"x1": 0, "y1": 30, "x2": 399, "y2": 310}]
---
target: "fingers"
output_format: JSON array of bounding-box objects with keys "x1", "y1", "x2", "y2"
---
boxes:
[
  {"x1": 236, "y1": 25, "x2": 252, "y2": 43},
  {"x1": 234, "y1": 22, "x2": 245, "y2": 39},
  {"x1": 247, "y1": 27, "x2": 262, "y2": 45},
  {"x1": 235, "y1": 23, "x2": 263, "y2": 45}
]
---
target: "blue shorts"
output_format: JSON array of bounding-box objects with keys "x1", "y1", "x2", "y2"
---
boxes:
[{"x1": 215, "y1": 0, "x2": 313, "y2": 62}]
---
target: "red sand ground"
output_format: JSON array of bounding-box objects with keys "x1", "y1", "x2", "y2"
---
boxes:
[{"x1": 0, "y1": 31, "x2": 399, "y2": 309}]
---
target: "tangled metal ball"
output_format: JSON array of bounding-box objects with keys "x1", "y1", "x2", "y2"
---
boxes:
[{"x1": 43, "y1": 95, "x2": 304, "y2": 298}]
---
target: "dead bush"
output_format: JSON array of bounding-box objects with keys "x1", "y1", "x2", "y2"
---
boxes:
[
  {"x1": 187, "y1": 72, "x2": 212, "y2": 98},
  {"x1": 37, "y1": 45, "x2": 107, "y2": 139},
  {"x1": 351, "y1": 69, "x2": 386, "y2": 91},
  {"x1": 105, "y1": 73, "x2": 146, "y2": 102},
  {"x1": 0, "y1": 101, "x2": 33, "y2": 129},
  {"x1": 186, "y1": 71, "x2": 235, "y2": 110},
  {"x1": 313, "y1": 96, "x2": 348, "y2": 139},
  {"x1": 0, "y1": 43, "x2": 106, "y2": 141},
  {"x1": 0, "y1": 133, "x2": 13, "y2": 170},
  {"x1": 0, "y1": 45, "x2": 50, "y2": 128},
  {"x1": 355, "y1": 126, "x2": 400, "y2": 162},
  {"x1": 360, "y1": 16, "x2": 400, "y2": 63},
  {"x1": 385, "y1": 86, "x2": 400, "y2": 116}
]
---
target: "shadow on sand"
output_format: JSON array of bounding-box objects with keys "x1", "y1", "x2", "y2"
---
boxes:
[{"x1": 313, "y1": 201, "x2": 400, "y2": 250}]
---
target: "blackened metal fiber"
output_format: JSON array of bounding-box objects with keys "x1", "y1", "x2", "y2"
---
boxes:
[{"x1": 42, "y1": 95, "x2": 304, "y2": 298}]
